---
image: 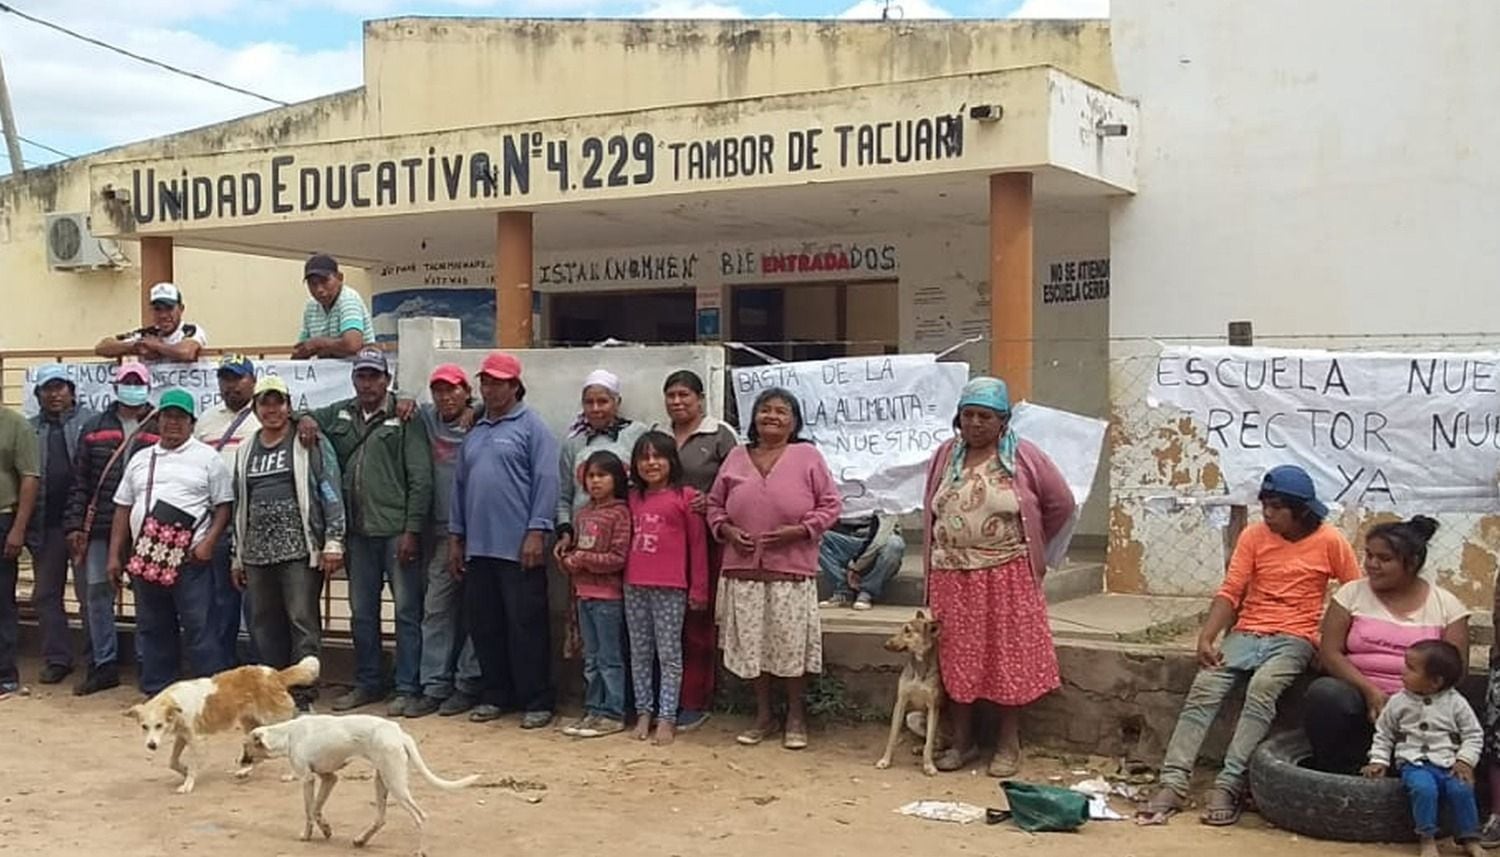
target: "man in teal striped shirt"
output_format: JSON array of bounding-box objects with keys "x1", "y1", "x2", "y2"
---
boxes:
[{"x1": 292, "y1": 254, "x2": 372, "y2": 359}]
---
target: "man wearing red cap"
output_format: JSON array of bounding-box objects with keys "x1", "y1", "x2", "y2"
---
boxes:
[{"x1": 450, "y1": 352, "x2": 560, "y2": 728}]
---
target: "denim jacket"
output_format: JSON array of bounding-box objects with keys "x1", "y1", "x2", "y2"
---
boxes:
[{"x1": 28, "y1": 405, "x2": 95, "y2": 537}]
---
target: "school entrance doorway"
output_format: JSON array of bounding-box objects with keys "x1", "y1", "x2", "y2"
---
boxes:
[
  {"x1": 548, "y1": 289, "x2": 696, "y2": 346},
  {"x1": 728, "y1": 280, "x2": 899, "y2": 366}
]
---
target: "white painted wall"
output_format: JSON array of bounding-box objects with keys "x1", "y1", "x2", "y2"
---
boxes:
[{"x1": 1110, "y1": 0, "x2": 1500, "y2": 339}]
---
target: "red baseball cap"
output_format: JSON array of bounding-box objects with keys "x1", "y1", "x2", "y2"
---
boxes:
[
  {"x1": 429, "y1": 363, "x2": 470, "y2": 389},
  {"x1": 479, "y1": 352, "x2": 522, "y2": 382}
]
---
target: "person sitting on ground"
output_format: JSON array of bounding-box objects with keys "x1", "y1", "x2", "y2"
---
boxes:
[
  {"x1": 94, "y1": 283, "x2": 207, "y2": 363},
  {"x1": 1363, "y1": 640, "x2": 1485, "y2": 857},
  {"x1": 291, "y1": 254, "x2": 371, "y2": 359},
  {"x1": 1136, "y1": 464, "x2": 1360, "y2": 827},
  {"x1": 1303, "y1": 516, "x2": 1468, "y2": 774},
  {"x1": 818, "y1": 511, "x2": 905, "y2": 611}
]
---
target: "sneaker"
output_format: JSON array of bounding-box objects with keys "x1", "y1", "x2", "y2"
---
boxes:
[
  {"x1": 1480, "y1": 815, "x2": 1500, "y2": 849},
  {"x1": 387, "y1": 695, "x2": 419, "y2": 717},
  {"x1": 74, "y1": 663, "x2": 120, "y2": 697},
  {"x1": 439, "y1": 692, "x2": 478, "y2": 717},
  {"x1": 580, "y1": 716, "x2": 625, "y2": 738},
  {"x1": 332, "y1": 687, "x2": 383, "y2": 712},
  {"x1": 38, "y1": 663, "x2": 73, "y2": 685},
  {"x1": 405, "y1": 696, "x2": 442, "y2": 718},
  {"x1": 565, "y1": 715, "x2": 597, "y2": 737},
  {"x1": 820, "y1": 593, "x2": 852, "y2": 608},
  {"x1": 676, "y1": 710, "x2": 711, "y2": 732},
  {"x1": 853, "y1": 592, "x2": 874, "y2": 611},
  {"x1": 0, "y1": 681, "x2": 23, "y2": 699},
  {"x1": 520, "y1": 710, "x2": 554, "y2": 730},
  {"x1": 470, "y1": 704, "x2": 505, "y2": 723}
]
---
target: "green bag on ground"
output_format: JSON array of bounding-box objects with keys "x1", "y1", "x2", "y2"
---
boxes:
[{"x1": 998, "y1": 780, "x2": 1090, "y2": 832}]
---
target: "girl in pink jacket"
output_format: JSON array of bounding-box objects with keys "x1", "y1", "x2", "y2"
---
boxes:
[{"x1": 626, "y1": 431, "x2": 709, "y2": 745}]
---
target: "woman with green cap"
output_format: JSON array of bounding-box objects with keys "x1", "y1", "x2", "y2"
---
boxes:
[{"x1": 922, "y1": 376, "x2": 1075, "y2": 777}]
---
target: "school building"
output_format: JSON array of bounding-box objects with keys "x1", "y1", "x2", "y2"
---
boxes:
[{"x1": 2, "y1": 0, "x2": 1498, "y2": 607}]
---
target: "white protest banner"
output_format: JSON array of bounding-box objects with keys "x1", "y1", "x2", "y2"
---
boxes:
[
  {"x1": 1149, "y1": 345, "x2": 1500, "y2": 512},
  {"x1": 19, "y1": 360, "x2": 360, "y2": 419},
  {"x1": 1010, "y1": 401, "x2": 1108, "y2": 506},
  {"x1": 731, "y1": 354, "x2": 968, "y2": 515}
]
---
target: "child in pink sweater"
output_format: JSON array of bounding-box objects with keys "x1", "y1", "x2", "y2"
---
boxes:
[
  {"x1": 557, "y1": 451, "x2": 632, "y2": 738},
  {"x1": 626, "y1": 431, "x2": 709, "y2": 745}
]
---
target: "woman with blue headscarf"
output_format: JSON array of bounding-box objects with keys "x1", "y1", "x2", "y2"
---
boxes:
[{"x1": 922, "y1": 376, "x2": 1075, "y2": 776}]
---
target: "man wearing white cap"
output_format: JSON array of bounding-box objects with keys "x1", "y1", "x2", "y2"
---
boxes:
[{"x1": 94, "y1": 282, "x2": 208, "y2": 363}]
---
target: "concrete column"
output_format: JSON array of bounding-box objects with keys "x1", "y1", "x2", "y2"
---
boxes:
[
  {"x1": 495, "y1": 212, "x2": 534, "y2": 348},
  {"x1": 139, "y1": 236, "x2": 173, "y2": 327},
  {"x1": 988, "y1": 172, "x2": 1034, "y2": 401}
]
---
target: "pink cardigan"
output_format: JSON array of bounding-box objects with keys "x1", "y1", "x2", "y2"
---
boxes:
[
  {"x1": 707, "y1": 443, "x2": 843, "y2": 577},
  {"x1": 922, "y1": 437, "x2": 1075, "y2": 586}
]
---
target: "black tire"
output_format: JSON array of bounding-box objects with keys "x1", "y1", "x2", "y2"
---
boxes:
[{"x1": 1249, "y1": 730, "x2": 1429, "y2": 843}]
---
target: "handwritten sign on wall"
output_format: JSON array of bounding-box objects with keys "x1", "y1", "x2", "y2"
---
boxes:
[
  {"x1": 20, "y1": 360, "x2": 359, "y2": 419},
  {"x1": 731, "y1": 354, "x2": 968, "y2": 515},
  {"x1": 1150, "y1": 346, "x2": 1500, "y2": 512}
]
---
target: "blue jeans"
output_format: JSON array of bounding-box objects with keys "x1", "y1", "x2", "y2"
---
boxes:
[
  {"x1": 818, "y1": 529, "x2": 905, "y2": 601},
  {"x1": 578, "y1": 598, "x2": 626, "y2": 720},
  {"x1": 132, "y1": 561, "x2": 217, "y2": 695},
  {"x1": 207, "y1": 536, "x2": 244, "y2": 670},
  {"x1": 418, "y1": 532, "x2": 481, "y2": 699},
  {"x1": 1401, "y1": 763, "x2": 1480, "y2": 840},
  {"x1": 1158, "y1": 631, "x2": 1314, "y2": 796},
  {"x1": 83, "y1": 539, "x2": 120, "y2": 666},
  {"x1": 346, "y1": 534, "x2": 424, "y2": 696}
]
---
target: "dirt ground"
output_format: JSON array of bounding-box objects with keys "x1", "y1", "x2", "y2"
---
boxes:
[{"x1": 0, "y1": 660, "x2": 1398, "y2": 857}]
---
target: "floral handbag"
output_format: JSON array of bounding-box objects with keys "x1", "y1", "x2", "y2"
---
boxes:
[{"x1": 125, "y1": 452, "x2": 199, "y2": 587}]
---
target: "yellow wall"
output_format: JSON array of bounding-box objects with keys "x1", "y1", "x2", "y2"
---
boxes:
[
  {"x1": 362, "y1": 19, "x2": 1115, "y2": 135},
  {"x1": 0, "y1": 18, "x2": 1112, "y2": 352}
]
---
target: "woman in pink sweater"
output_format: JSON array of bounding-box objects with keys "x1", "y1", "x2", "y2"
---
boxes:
[{"x1": 707, "y1": 388, "x2": 842, "y2": 750}]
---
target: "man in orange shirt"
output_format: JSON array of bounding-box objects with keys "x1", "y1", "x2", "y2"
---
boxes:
[{"x1": 1137, "y1": 465, "x2": 1360, "y2": 827}]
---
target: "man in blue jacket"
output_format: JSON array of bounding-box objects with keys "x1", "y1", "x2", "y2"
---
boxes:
[{"x1": 26, "y1": 365, "x2": 95, "y2": 686}]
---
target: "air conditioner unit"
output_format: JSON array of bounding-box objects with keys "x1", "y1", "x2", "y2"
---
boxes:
[{"x1": 46, "y1": 212, "x2": 124, "y2": 271}]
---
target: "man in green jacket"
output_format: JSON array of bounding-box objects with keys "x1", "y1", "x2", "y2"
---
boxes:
[{"x1": 298, "y1": 347, "x2": 432, "y2": 714}]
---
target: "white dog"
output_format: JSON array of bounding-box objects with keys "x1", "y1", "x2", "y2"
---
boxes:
[
  {"x1": 243, "y1": 714, "x2": 479, "y2": 855},
  {"x1": 126, "y1": 656, "x2": 319, "y2": 794}
]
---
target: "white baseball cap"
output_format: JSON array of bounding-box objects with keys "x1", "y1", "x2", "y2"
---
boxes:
[{"x1": 149, "y1": 282, "x2": 183, "y2": 306}]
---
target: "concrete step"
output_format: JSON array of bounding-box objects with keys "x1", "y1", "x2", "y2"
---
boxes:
[
  {"x1": 821, "y1": 593, "x2": 1211, "y2": 670},
  {"x1": 874, "y1": 544, "x2": 1106, "y2": 607}
]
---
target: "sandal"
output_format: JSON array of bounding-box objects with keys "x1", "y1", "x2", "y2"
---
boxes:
[
  {"x1": 1134, "y1": 786, "x2": 1184, "y2": 826},
  {"x1": 1199, "y1": 787, "x2": 1243, "y2": 827},
  {"x1": 934, "y1": 746, "x2": 981, "y2": 772},
  {"x1": 737, "y1": 726, "x2": 772, "y2": 746},
  {"x1": 783, "y1": 730, "x2": 808, "y2": 751},
  {"x1": 987, "y1": 750, "x2": 1021, "y2": 779}
]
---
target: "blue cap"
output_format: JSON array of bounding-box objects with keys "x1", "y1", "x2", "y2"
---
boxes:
[
  {"x1": 1260, "y1": 465, "x2": 1328, "y2": 519},
  {"x1": 33, "y1": 364, "x2": 73, "y2": 392},
  {"x1": 217, "y1": 353, "x2": 255, "y2": 377},
  {"x1": 351, "y1": 346, "x2": 389, "y2": 375}
]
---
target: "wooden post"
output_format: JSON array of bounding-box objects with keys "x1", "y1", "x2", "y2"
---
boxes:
[
  {"x1": 495, "y1": 212, "x2": 534, "y2": 349},
  {"x1": 139, "y1": 237, "x2": 173, "y2": 328},
  {"x1": 988, "y1": 172, "x2": 1034, "y2": 401},
  {"x1": 1223, "y1": 320, "x2": 1254, "y2": 568}
]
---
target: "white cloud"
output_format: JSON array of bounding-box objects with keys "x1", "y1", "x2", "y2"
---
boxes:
[
  {"x1": 839, "y1": 0, "x2": 952, "y2": 19},
  {"x1": 1008, "y1": 0, "x2": 1108, "y2": 18},
  {"x1": 1, "y1": 5, "x2": 362, "y2": 162},
  {"x1": 633, "y1": 0, "x2": 752, "y2": 17}
]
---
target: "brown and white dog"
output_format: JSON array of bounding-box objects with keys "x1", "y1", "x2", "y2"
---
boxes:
[
  {"x1": 126, "y1": 656, "x2": 320, "y2": 794},
  {"x1": 875, "y1": 610, "x2": 944, "y2": 776}
]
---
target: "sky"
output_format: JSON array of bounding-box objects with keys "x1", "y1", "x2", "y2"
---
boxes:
[{"x1": 0, "y1": 0, "x2": 1107, "y2": 167}]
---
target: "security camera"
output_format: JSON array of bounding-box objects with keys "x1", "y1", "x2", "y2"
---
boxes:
[{"x1": 968, "y1": 104, "x2": 1004, "y2": 123}]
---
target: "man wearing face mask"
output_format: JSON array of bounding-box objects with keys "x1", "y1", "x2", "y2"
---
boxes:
[
  {"x1": 25, "y1": 365, "x2": 96, "y2": 687},
  {"x1": 63, "y1": 363, "x2": 159, "y2": 695}
]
